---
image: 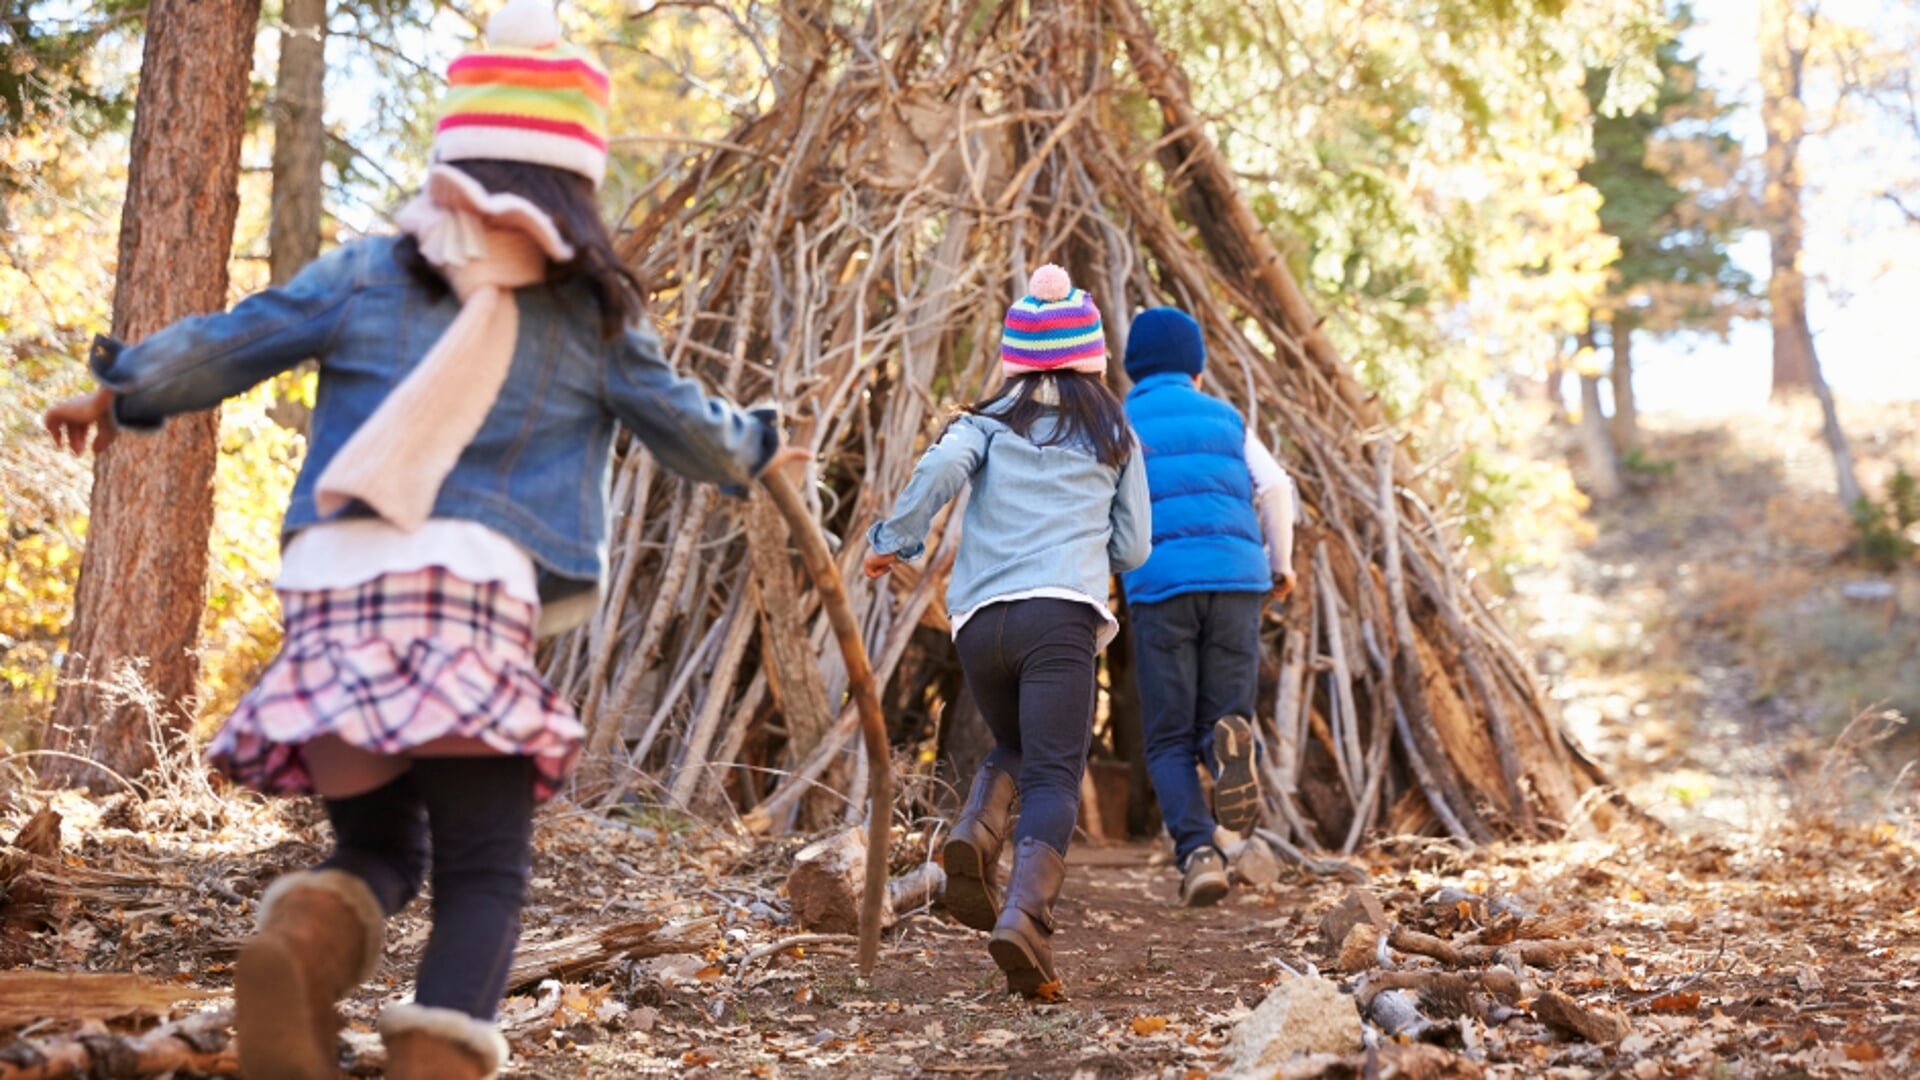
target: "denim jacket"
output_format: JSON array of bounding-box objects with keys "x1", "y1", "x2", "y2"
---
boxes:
[
  {"x1": 867, "y1": 409, "x2": 1151, "y2": 622},
  {"x1": 91, "y1": 235, "x2": 776, "y2": 615}
]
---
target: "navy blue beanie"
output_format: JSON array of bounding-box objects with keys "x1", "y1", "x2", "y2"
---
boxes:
[{"x1": 1124, "y1": 307, "x2": 1205, "y2": 381}]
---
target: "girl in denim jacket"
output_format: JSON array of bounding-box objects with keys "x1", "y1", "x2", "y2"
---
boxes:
[
  {"x1": 43, "y1": 4, "x2": 795, "y2": 1076},
  {"x1": 864, "y1": 266, "x2": 1151, "y2": 997}
]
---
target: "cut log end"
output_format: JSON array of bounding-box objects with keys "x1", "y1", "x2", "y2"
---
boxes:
[{"x1": 787, "y1": 827, "x2": 894, "y2": 935}]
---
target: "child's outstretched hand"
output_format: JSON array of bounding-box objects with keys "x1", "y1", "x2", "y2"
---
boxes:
[
  {"x1": 44, "y1": 389, "x2": 116, "y2": 455},
  {"x1": 864, "y1": 551, "x2": 898, "y2": 580},
  {"x1": 1271, "y1": 571, "x2": 1297, "y2": 602},
  {"x1": 766, "y1": 444, "x2": 812, "y2": 472}
]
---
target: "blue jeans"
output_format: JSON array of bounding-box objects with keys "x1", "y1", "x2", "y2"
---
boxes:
[
  {"x1": 953, "y1": 598, "x2": 1102, "y2": 855},
  {"x1": 1129, "y1": 591, "x2": 1263, "y2": 861},
  {"x1": 318, "y1": 755, "x2": 536, "y2": 1021}
]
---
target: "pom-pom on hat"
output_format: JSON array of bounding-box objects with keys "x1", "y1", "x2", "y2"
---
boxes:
[
  {"x1": 1001, "y1": 264, "x2": 1107, "y2": 377},
  {"x1": 1123, "y1": 306, "x2": 1206, "y2": 380},
  {"x1": 434, "y1": 0, "x2": 612, "y2": 188}
]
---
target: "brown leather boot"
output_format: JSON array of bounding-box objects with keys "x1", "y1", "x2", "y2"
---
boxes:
[
  {"x1": 380, "y1": 1004, "x2": 510, "y2": 1080},
  {"x1": 235, "y1": 869, "x2": 386, "y2": 1080},
  {"x1": 942, "y1": 760, "x2": 1019, "y2": 931},
  {"x1": 987, "y1": 838, "x2": 1068, "y2": 997}
]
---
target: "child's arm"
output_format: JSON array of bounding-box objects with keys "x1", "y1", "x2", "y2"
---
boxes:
[
  {"x1": 1107, "y1": 437, "x2": 1152, "y2": 573},
  {"x1": 863, "y1": 417, "x2": 989, "y2": 578},
  {"x1": 604, "y1": 320, "x2": 778, "y2": 490},
  {"x1": 1244, "y1": 429, "x2": 1298, "y2": 596},
  {"x1": 80, "y1": 244, "x2": 360, "y2": 435}
]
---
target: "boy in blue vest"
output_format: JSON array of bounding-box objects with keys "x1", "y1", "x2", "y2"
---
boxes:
[{"x1": 1122, "y1": 307, "x2": 1298, "y2": 907}]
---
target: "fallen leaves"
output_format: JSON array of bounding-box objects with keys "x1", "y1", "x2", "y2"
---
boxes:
[
  {"x1": 1644, "y1": 990, "x2": 1701, "y2": 1012},
  {"x1": 1532, "y1": 989, "x2": 1631, "y2": 1045},
  {"x1": 1130, "y1": 1015, "x2": 1168, "y2": 1036}
]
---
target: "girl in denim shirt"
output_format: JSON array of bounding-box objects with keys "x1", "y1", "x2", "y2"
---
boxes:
[
  {"x1": 864, "y1": 266, "x2": 1150, "y2": 997},
  {"x1": 43, "y1": 4, "x2": 795, "y2": 1076}
]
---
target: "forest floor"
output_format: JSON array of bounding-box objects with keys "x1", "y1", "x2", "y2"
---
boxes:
[{"x1": 4, "y1": 403, "x2": 1920, "y2": 1079}]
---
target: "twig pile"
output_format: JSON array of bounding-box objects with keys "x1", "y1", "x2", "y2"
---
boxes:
[
  {"x1": 1319, "y1": 885, "x2": 1642, "y2": 1053},
  {"x1": 542, "y1": 0, "x2": 1616, "y2": 848}
]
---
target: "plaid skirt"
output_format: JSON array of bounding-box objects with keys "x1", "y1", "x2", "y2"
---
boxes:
[{"x1": 207, "y1": 567, "x2": 583, "y2": 803}]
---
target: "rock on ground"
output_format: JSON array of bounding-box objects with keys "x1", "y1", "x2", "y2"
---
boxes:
[{"x1": 1226, "y1": 974, "x2": 1363, "y2": 1075}]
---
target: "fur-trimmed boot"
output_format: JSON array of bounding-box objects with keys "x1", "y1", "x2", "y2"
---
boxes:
[
  {"x1": 235, "y1": 869, "x2": 386, "y2": 1080},
  {"x1": 380, "y1": 1004, "x2": 511, "y2": 1080},
  {"x1": 942, "y1": 759, "x2": 1019, "y2": 931},
  {"x1": 987, "y1": 838, "x2": 1068, "y2": 997}
]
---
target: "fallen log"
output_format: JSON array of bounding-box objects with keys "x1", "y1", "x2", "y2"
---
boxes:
[
  {"x1": 1365, "y1": 988, "x2": 1436, "y2": 1041},
  {"x1": 0, "y1": 973, "x2": 221, "y2": 1030},
  {"x1": 506, "y1": 917, "x2": 716, "y2": 993},
  {"x1": 0, "y1": 1009, "x2": 234, "y2": 1080},
  {"x1": 886, "y1": 859, "x2": 945, "y2": 915},
  {"x1": 1387, "y1": 925, "x2": 1601, "y2": 969},
  {"x1": 786, "y1": 827, "x2": 893, "y2": 935}
]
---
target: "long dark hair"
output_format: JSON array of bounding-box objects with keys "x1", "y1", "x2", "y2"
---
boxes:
[
  {"x1": 958, "y1": 371, "x2": 1134, "y2": 469},
  {"x1": 396, "y1": 159, "x2": 644, "y2": 340}
]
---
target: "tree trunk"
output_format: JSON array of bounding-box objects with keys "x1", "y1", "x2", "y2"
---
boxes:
[
  {"x1": 266, "y1": 0, "x2": 326, "y2": 434},
  {"x1": 42, "y1": 0, "x2": 260, "y2": 791},
  {"x1": 1811, "y1": 364, "x2": 1865, "y2": 510},
  {"x1": 1760, "y1": 0, "x2": 1820, "y2": 399},
  {"x1": 1545, "y1": 355, "x2": 1570, "y2": 426},
  {"x1": 269, "y1": 0, "x2": 325, "y2": 286},
  {"x1": 1607, "y1": 320, "x2": 1638, "y2": 453},
  {"x1": 1760, "y1": 0, "x2": 1864, "y2": 512},
  {"x1": 1577, "y1": 371, "x2": 1623, "y2": 500}
]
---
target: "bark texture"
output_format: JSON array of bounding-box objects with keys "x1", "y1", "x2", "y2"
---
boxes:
[
  {"x1": 1607, "y1": 320, "x2": 1638, "y2": 453},
  {"x1": 1760, "y1": 0, "x2": 1819, "y2": 399},
  {"x1": 1759, "y1": 0, "x2": 1864, "y2": 511},
  {"x1": 1578, "y1": 373, "x2": 1624, "y2": 500},
  {"x1": 268, "y1": 0, "x2": 326, "y2": 286},
  {"x1": 43, "y1": 0, "x2": 260, "y2": 790}
]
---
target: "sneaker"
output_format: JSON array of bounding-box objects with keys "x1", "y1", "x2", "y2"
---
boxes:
[
  {"x1": 1210, "y1": 715, "x2": 1263, "y2": 836},
  {"x1": 1179, "y1": 847, "x2": 1230, "y2": 908}
]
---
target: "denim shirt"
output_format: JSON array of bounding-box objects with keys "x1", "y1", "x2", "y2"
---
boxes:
[
  {"x1": 867, "y1": 410, "x2": 1151, "y2": 623},
  {"x1": 91, "y1": 235, "x2": 776, "y2": 610}
]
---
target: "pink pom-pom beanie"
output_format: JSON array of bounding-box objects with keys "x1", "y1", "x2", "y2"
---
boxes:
[{"x1": 1000, "y1": 264, "x2": 1107, "y2": 377}]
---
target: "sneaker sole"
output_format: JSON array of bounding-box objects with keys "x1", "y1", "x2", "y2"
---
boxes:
[
  {"x1": 1211, "y1": 716, "x2": 1262, "y2": 835},
  {"x1": 987, "y1": 931, "x2": 1050, "y2": 997},
  {"x1": 942, "y1": 836, "x2": 999, "y2": 932},
  {"x1": 236, "y1": 936, "x2": 336, "y2": 1080},
  {"x1": 1182, "y1": 870, "x2": 1230, "y2": 908}
]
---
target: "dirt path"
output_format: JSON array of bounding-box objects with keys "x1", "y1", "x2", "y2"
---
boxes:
[
  {"x1": 1519, "y1": 413, "x2": 1920, "y2": 833},
  {"x1": 505, "y1": 825, "x2": 1920, "y2": 1079},
  {"x1": 524, "y1": 842, "x2": 1302, "y2": 1078},
  {"x1": 7, "y1": 412, "x2": 1920, "y2": 1078}
]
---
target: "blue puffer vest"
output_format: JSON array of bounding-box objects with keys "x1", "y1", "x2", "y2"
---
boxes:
[{"x1": 1120, "y1": 372, "x2": 1270, "y2": 605}]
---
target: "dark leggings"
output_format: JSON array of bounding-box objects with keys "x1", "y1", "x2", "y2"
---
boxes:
[
  {"x1": 954, "y1": 598, "x2": 1101, "y2": 856},
  {"x1": 317, "y1": 756, "x2": 536, "y2": 1021}
]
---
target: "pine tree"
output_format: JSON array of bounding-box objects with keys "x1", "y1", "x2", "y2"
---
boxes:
[
  {"x1": 1579, "y1": 5, "x2": 1753, "y2": 457},
  {"x1": 42, "y1": 0, "x2": 261, "y2": 790}
]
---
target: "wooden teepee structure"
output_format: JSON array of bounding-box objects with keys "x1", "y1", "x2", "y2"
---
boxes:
[{"x1": 541, "y1": 0, "x2": 1618, "y2": 851}]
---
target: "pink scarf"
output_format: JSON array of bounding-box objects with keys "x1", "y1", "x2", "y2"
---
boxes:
[{"x1": 314, "y1": 165, "x2": 576, "y2": 531}]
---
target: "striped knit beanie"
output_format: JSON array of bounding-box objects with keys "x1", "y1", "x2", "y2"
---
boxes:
[
  {"x1": 434, "y1": 0, "x2": 611, "y2": 188},
  {"x1": 1000, "y1": 264, "x2": 1107, "y2": 377}
]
